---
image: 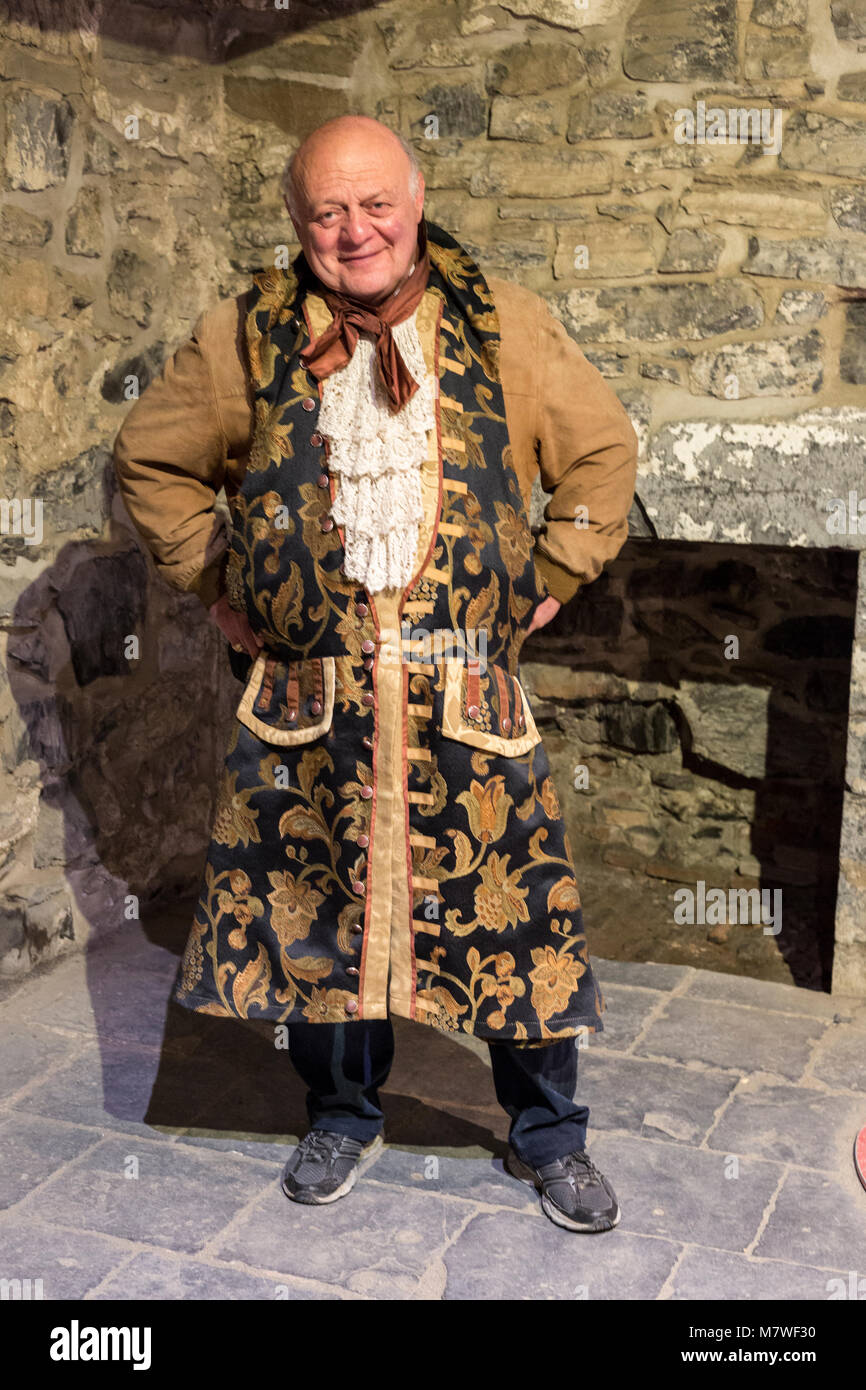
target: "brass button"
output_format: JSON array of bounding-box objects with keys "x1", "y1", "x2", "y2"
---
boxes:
[
  {"x1": 357, "y1": 833, "x2": 369, "y2": 848},
  {"x1": 352, "y1": 879, "x2": 365, "y2": 894},
  {"x1": 317, "y1": 473, "x2": 329, "y2": 488},
  {"x1": 347, "y1": 966, "x2": 360, "y2": 977},
  {"x1": 354, "y1": 602, "x2": 368, "y2": 617},
  {"x1": 360, "y1": 784, "x2": 373, "y2": 798},
  {"x1": 320, "y1": 517, "x2": 334, "y2": 532},
  {"x1": 345, "y1": 999, "x2": 358, "y2": 1014},
  {"x1": 302, "y1": 397, "x2": 316, "y2": 411},
  {"x1": 310, "y1": 432, "x2": 323, "y2": 447},
  {"x1": 467, "y1": 704, "x2": 480, "y2": 719},
  {"x1": 351, "y1": 922, "x2": 364, "y2": 934},
  {"x1": 362, "y1": 692, "x2": 375, "y2": 706},
  {"x1": 310, "y1": 699, "x2": 322, "y2": 716},
  {"x1": 362, "y1": 735, "x2": 373, "y2": 750},
  {"x1": 502, "y1": 716, "x2": 512, "y2": 732},
  {"x1": 361, "y1": 639, "x2": 375, "y2": 655}
]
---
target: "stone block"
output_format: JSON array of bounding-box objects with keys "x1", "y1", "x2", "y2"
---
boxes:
[
  {"x1": 3, "y1": 88, "x2": 74, "y2": 191},
  {"x1": 624, "y1": 0, "x2": 738, "y2": 82},
  {"x1": 550, "y1": 280, "x2": 763, "y2": 343},
  {"x1": 688, "y1": 330, "x2": 824, "y2": 399}
]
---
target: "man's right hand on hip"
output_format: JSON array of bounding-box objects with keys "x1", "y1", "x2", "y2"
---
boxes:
[{"x1": 208, "y1": 592, "x2": 265, "y2": 658}]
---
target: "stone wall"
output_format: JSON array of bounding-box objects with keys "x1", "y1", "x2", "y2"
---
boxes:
[{"x1": 1, "y1": 0, "x2": 864, "y2": 990}]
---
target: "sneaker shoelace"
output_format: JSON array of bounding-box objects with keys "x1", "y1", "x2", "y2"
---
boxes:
[
  {"x1": 303, "y1": 1130, "x2": 345, "y2": 1161},
  {"x1": 562, "y1": 1150, "x2": 604, "y2": 1188}
]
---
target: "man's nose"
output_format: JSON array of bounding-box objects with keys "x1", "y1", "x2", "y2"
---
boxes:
[{"x1": 342, "y1": 211, "x2": 375, "y2": 244}]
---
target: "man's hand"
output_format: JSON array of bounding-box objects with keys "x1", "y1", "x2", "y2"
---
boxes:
[
  {"x1": 208, "y1": 592, "x2": 265, "y2": 658},
  {"x1": 526, "y1": 596, "x2": 562, "y2": 635}
]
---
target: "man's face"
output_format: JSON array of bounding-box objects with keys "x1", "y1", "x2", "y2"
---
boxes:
[{"x1": 288, "y1": 134, "x2": 425, "y2": 303}]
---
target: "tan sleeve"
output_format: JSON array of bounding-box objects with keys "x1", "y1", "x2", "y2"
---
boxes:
[
  {"x1": 112, "y1": 297, "x2": 248, "y2": 610},
  {"x1": 532, "y1": 298, "x2": 639, "y2": 605}
]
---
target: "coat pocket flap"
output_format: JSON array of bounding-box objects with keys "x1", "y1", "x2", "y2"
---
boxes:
[
  {"x1": 441, "y1": 659, "x2": 541, "y2": 756},
  {"x1": 236, "y1": 652, "x2": 336, "y2": 745}
]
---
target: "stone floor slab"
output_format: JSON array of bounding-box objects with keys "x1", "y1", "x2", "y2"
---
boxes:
[
  {"x1": 0, "y1": 1112, "x2": 102, "y2": 1208},
  {"x1": 634, "y1": 997, "x2": 826, "y2": 1079},
  {"x1": 587, "y1": 1132, "x2": 782, "y2": 1251},
  {"x1": 0, "y1": 1219, "x2": 133, "y2": 1299},
  {"x1": 0, "y1": 1021, "x2": 90, "y2": 1103},
  {"x1": 592, "y1": 956, "x2": 693, "y2": 992},
  {"x1": 90, "y1": 1249, "x2": 346, "y2": 1300},
  {"x1": 806, "y1": 1026, "x2": 866, "y2": 1093},
  {"x1": 577, "y1": 1052, "x2": 738, "y2": 1145},
  {"x1": 754, "y1": 1168, "x2": 866, "y2": 1270},
  {"x1": 592, "y1": 984, "x2": 669, "y2": 1051},
  {"x1": 443, "y1": 1212, "x2": 679, "y2": 1299},
  {"x1": 668, "y1": 1245, "x2": 848, "y2": 1299},
  {"x1": 210, "y1": 1177, "x2": 467, "y2": 1297},
  {"x1": 707, "y1": 1077, "x2": 864, "y2": 1170},
  {"x1": 16, "y1": 1135, "x2": 276, "y2": 1255},
  {"x1": 9, "y1": 1039, "x2": 254, "y2": 1140},
  {"x1": 681, "y1": 970, "x2": 843, "y2": 1020}
]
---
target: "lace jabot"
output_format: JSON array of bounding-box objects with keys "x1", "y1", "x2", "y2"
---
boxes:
[{"x1": 316, "y1": 306, "x2": 436, "y2": 594}]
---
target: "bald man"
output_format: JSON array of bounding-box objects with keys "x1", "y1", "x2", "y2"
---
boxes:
[{"x1": 113, "y1": 115, "x2": 638, "y2": 1235}]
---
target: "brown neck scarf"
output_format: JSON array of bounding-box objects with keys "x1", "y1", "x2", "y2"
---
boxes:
[{"x1": 299, "y1": 218, "x2": 431, "y2": 414}]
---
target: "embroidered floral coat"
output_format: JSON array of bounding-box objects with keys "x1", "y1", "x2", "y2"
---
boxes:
[{"x1": 113, "y1": 220, "x2": 638, "y2": 1044}]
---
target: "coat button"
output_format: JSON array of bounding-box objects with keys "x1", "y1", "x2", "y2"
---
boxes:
[
  {"x1": 517, "y1": 713, "x2": 525, "y2": 727},
  {"x1": 347, "y1": 966, "x2": 360, "y2": 977},
  {"x1": 289, "y1": 315, "x2": 300, "y2": 332},
  {"x1": 362, "y1": 692, "x2": 375, "y2": 706},
  {"x1": 360, "y1": 784, "x2": 373, "y2": 798},
  {"x1": 310, "y1": 432, "x2": 323, "y2": 447},
  {"x1": 502, "y1": 716, "x2": 512, "y2": 732},
  {"x1": 467, "y1": 704, "x2": 480, "y2": 719},
  {"x1": 352, "y1": 879, "x2": 365, "y2": 894},
  {"x1": 345, "y1": 999, "x2": 358, "y2": 1013},
  {"x1": 361, "y1": 639, "x2": 375, "y2": 654},
  {"x1": 363, "y1": 658, "x2": 374, "y2": 671},
  {"x1": 357, "y1": 833, "x2": 369, "y2": 848},
  {"x1": 317, "y1": 473, "x2": 329, "y2": 488},
  {"x1": 354, "y1": 602, "x2": 368, "y2": 617},
  {"x1": 362, "y1": 735, "x2": 373, "y2": 749},
  {"x1": 320, "y1": 517, "x2": 334, "y2": 532},
  {"x1": 351, "y1": 922, "x2": 364, "y2": 934},
  {"x1": 302, "y1": 396, "x2": 316, "y2": 411},
  {"x1": 310, "y1": 699, "x2": 322, "y2": 716}
]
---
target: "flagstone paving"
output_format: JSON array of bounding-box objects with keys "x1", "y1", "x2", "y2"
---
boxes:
[{"x1": 0, "y1": 914, "x2": 864, "y2": 1301}]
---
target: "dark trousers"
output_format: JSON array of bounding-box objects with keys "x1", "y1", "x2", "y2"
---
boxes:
[{"x1": 286, "y1": 1018, "x2": 590, "y2": 1166}]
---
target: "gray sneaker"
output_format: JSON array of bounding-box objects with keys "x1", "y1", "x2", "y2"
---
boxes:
[
  {"x1": 281, "y1": 1128, "x2": 384, "y2": 1205},
  {"x1": 505, "y1": 1145, "x2": 621, "y2": 1233}
]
